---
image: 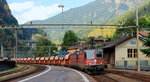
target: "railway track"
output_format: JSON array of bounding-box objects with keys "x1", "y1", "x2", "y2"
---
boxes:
[
  {"x1": 0, "y1": 64, "x2": 47, "y2": 82},
  {"x1": 90, "y1": 71, "x2": 118, "y2": 82},
  {"x1": 91, "y1": 70, "x2": 150, "y2": 82},
  {"x1": 92, "y1": 74, "x2": 117, "y2": 82},
  {"x1": 0, "y1": 65, "x2": 29, "y2": 77},
  {"x1": 106, "y1": 70, "x2": 150, "y2": 81},
  {"x1": 1, "y1": 64, "x2": 149, "y2": 82}
]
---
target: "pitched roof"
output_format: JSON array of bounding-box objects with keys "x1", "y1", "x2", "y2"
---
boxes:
[
  {"x1": 103, "y1": 35, "x2": 133, "y2": 49},
  {"x1": 94, "y1": 38, "x2": 110, "y2": 41},
  {"x1": 139, "y1": 32, "x2": 149, "y2": 37},
  {"x1": 103, "y1": 32, "x2": 148, "y2": 49},
  {"x1": 68, "y1": 44, "x2": 89, "y2": 50}
]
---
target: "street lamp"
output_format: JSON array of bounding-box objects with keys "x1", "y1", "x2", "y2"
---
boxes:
[{"x1": 58, "y1": 5, "x2": 64, "y2": 29}]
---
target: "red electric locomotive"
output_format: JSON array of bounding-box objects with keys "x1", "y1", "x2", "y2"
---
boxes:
[
  {"x1": 69, "y1": 51, "x2": 82, "y2": 69},
  {"x1": 69, "y1": 49, "x2": 105, "y2": 74},
  {"x1": 79, "y1": 49, "x2": 105, "y2": 74}
]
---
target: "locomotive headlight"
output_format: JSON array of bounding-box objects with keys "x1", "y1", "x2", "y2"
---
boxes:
[{"x1": 94, "y1": 59, "x2": 97, "y2": 63}]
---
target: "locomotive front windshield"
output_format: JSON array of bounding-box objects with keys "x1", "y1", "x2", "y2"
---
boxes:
[
  {"x1": 96, "y1": 52, "x2": 103, "y2": 58},
  {"x1": 86, "y1": 51, "x2": 94, "y2": 59}
]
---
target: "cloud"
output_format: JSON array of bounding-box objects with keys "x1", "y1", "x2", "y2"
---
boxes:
[
  {"x1": 9, "y1": 1, "x2": 67, "y2": 24},
  {"x1": 9, "y1": 1, "x2": 34, "y2": 12},
  {"x1": 115, "y1": 0, "x2": 121, "y2": 4}
]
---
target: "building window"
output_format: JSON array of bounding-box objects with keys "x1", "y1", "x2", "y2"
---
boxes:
[
  {"x1": 127, "y1": 49, "x2": 137, "y2": 58},
  {"x1": 128, "y1": 49, "x2": 132, "y2": 58},
  {"x1": 134, "y1": 49, "x2": 137, "y2": 58}
]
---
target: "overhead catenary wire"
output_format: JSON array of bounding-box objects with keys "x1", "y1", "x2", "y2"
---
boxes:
[
  {"x1": 0, "y1": 24, "x2": 135, "y2": 30},
  {"x1": 91, "y1": 0, "x2": 116, "y2": 24},
  {"x1": 104, "y1": 0, "x2": 128, "y2": 25}
]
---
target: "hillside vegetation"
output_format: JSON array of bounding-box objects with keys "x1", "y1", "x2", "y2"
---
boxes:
[
  {"x1": 25, "y1": 0, "x2": 150, "y2": 43},
  {"x1": 0, "y1": 0, "x2": 45, "y2": 48},
  {"x1": 111, "y1": 1, "x2": 150, "y2": 40},
  {"x1": 112, "y1": 1, "x2": 150, "y2": 25},
  {"x1": 88, "y1": 1, "x2": 150, "y2": 41},
  {"x1": 29, "y1": 0, "x2": 149, "y2": 24}
]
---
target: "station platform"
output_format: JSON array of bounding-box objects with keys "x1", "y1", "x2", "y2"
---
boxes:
[{"x1": 105, "y1": 68, "x2": 150, "y2": 76}]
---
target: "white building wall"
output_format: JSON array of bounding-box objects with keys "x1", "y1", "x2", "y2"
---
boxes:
[{"x1": 115, "y1": 37, "x2": 150, "y2": 65}]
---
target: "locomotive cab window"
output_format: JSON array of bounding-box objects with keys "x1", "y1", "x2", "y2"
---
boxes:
[
  {"x1": 86, "y1": 51, "x2": 94, "y2": 59},
  {"x1": 96, "y1": 52, "x2": 103, "y2": 58}
]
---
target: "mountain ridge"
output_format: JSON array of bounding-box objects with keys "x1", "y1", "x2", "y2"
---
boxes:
[
  {"x1": 28, "y1": 0, "x2": 149, "y2": 24},
  {"x1": 0, "y1": 0, "x2": 18, "y2": 25},
  {"x1": 26, "y1": 0, "x2": 150, "y2": 43}
]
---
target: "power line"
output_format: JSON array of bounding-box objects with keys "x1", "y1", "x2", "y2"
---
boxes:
[
  {"x1": 91, "y1": 0, "x2": 116, "y2": 23},
  {"x1": 104, "y1": 0, "x2": 128, "y2": 25}
]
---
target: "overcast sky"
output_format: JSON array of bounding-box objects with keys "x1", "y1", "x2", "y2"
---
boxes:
[{"x1": 7, "y1": 0, "x2": 95, "y2": 24}]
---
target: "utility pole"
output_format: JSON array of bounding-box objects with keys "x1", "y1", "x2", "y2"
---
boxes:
[
  {"x1": 58, "y1": 5, "x2": 64, "y2": 29},
  {"x1": 14, "y1": 46, "x2": 15, "y2": 58},
  {"x1": 49, "y1": 46, "x2": 51, "y2": 57},
  {"x1": 1, "y1": 29, "x2": 4, "y2": 57},
  {"x1": 136, "y1": 0, "x2": 140, "y2": 71},
  {"x1": 1, "y1": 42, "x2": 3, "y2": 57},
  {"x1": 15, "y1": 29, "x2": 18, "y2": 59}
]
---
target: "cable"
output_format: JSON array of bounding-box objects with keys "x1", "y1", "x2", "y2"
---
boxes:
[
  {"x1": 91, "y1": 0, "x2": 116, "y2": 24},
  {"x1": 104, "y1": 0, "x2": 128, "y2": 25}
]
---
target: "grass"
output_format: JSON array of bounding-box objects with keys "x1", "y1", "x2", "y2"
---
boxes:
[
  {"x1": 0, "y1": 65, "x2": 24, "y2": 80},
  {"x1": 0, "y1": 65, "x2": 24, "y2": 73}
]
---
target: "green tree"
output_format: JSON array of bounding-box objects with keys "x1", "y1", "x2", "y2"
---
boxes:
[
  {"x1": 141, "y1": 33, "x2": 150, "y2": 57},
  {"x1": 0, "y1": 29, "x2": 16, "y2": 48},
  {"x1": 62, "y1": 30, "x2": 79, "y2": 51},
  {"x1": 113, "y1": 17, "x2": 150, "y2": 40},
  {"x1": 34, "y1": 38, "x2": 57, "y2": 57}
]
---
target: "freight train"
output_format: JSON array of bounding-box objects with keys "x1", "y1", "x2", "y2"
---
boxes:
[{"x1": 12, "y1": 49, "x2": 106, "y2": 74}]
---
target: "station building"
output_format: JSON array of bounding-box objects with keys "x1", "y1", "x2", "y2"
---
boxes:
[{"x1": 103, "y1": 32, "x2": 150, "y2": 70}]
